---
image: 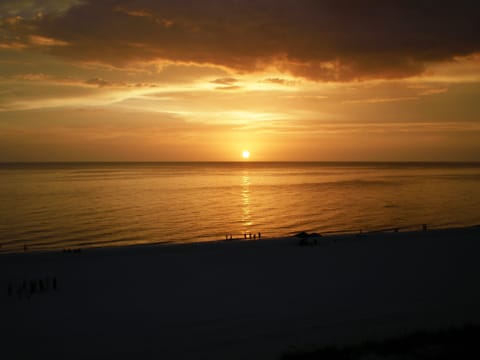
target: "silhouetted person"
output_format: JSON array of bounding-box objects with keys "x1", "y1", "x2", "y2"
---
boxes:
[
  {"x1": 422, "y1": 224, "x2": 427, "y2": 231},
  {"x1": 18, "y1": 281, "x2": 27, "y2": 298},
  {"x1": 258, "y1": 232, "x2": 261, "y2": 239},
  {"x1": 225, "y1": 234, "x2": 228, "y2": 240},
  {"x1": 244, "y1": 233, "x2": 246, "y2": 239},
  {"x1": 253, "y1": 234, "x2": 256, "y2": 240},
  {"x1": 24, "y1": 244, "x2": 27, "y2": 252},
  {"x1": 249, "y1": 233, "x2": 252, "y2": 239},
  {"x1": 30, "y1": 280, "x2": 37, "y2": 294}
]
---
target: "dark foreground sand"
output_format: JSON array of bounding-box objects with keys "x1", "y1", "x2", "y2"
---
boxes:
[{"x1": 1, "y1": 226, "x2": 480, "y2": 359}]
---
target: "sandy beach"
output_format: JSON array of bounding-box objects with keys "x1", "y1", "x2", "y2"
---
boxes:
[{"x1": 2, "y1": 226, "x2": 480, "y2": 359}]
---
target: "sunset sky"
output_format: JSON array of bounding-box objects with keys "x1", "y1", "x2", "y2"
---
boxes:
[{"x1": 1, "y1": 0, "x2": 480, "y2": 161}]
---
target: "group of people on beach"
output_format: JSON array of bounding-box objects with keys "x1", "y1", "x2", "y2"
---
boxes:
[
  {"x1": 8, "y1": 276, "x2": 58, "y2": 300},
  {"x1": 245, "y1": 232, "x2": 261, "y2": 240},
  {"x1": 225, "y1": 232, "x2": 262, "y2": 241}
]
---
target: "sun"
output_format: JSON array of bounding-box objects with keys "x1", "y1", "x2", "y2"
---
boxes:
[{"x1": 242, "y1": 150, "x2": 251, "y2": 160}]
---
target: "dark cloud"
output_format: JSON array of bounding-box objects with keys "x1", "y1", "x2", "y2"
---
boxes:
[
  {"x1": 263, "y1": 78, "x2": 288, "y2": 85},
  {"x1": 85, "y1": 77, "x2": 113, "y2": 87},
  {"x1": 0, "y1": 0, "x2": 81, "y2": 18},
  {"x1": 85, "y1": 77, "x2": 160, "y2": 88},
  {"x1": 210, "y1": 77, "x2": 238, "y2": 85},
  {"x1": 262, "y1": 78, "x2": 296, "y2": 86},
  {"x1": 210, "y1": 78, "x2": 240, "y2": 90},
  {"x1": 23, "y1": 0, "x2": 480, "y2": 81}
]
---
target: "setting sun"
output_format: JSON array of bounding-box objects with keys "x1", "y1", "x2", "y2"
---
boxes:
[{"x1": 242, "y1": 150, "x2": 251, "y2": 159}]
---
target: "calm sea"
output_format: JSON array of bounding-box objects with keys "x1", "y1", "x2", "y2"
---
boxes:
[{"x1": 1, "y1": 162, "x2": 479, "y2": 253}]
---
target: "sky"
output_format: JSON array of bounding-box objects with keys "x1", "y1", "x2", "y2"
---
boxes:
[{"x1": 1, "y1": 0, "x2": 480, "y2": 161}]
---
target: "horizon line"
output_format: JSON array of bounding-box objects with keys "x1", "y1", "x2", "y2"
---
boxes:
[{"x1": 1, "y1": 160, "x2": 480, "y2": 164}]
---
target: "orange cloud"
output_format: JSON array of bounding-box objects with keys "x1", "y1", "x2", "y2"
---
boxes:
[
  {"x1": 29, "y1": 35, "x2": 68, "y2": 46},
  {"x1": 343, "y1": 96, "x2": 419, "y2": 104},
  {"x1": 0, "y1": 42, "x2": 27, "y2": 49}
]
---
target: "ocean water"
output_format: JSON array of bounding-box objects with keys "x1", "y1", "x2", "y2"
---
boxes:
[{"x1": 1, "y1": 162, "x2": 479, "y2": 253}]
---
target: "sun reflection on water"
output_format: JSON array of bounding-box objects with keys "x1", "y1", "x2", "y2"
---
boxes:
[{"x1": 241, "y1": 171, "x2": 252, "y2": 229}]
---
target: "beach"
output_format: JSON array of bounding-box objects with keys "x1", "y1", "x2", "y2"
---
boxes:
[{"x1": 2, "y1": 226, "x2": 480, "y2": 359}]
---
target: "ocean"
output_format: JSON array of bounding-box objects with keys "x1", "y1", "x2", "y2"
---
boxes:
[{"x1": 1, "y1": 162, "x2": 479, "y2": 253}]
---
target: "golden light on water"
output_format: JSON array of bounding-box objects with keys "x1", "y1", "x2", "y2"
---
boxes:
[{"x1": 242, "y1": 150, "x2": 251, "y2": 160}]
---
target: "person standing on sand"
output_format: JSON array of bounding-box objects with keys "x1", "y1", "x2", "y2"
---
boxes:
[{"x1": 258, "y1": 232, "x2": 261, "y2": 239}]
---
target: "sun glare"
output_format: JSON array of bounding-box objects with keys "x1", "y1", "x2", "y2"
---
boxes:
[{"x1": 242, "y1": 150, "x2": 251, "y2": 160}]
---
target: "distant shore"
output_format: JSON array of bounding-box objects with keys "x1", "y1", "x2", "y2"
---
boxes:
[{"x1": 2, "y1": 225, "x2": 480, "y2": 359}]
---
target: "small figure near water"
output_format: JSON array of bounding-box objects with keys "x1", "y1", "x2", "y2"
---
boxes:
[{"x1": 240, "y1": 231, "x2": 262, "y2": 240}]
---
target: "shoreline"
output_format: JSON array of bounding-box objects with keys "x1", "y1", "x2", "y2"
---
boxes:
[{"x1": 1, "y1": 223, "x2": 479, "y2": 256}]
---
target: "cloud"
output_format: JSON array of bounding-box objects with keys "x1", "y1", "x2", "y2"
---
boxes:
[
  {"x1": 281, "y1": 95, "x2": 328, "y2": 100},
  {"x1": 343, "y1": 96, "x2": 419, "y2": 104},
  {"x1": 411, "y1": 86, "x2": 449, "y2": 96},
  {"x1": 210, "y1": 77, "x2": 241, "y2": 90},
  {"x1": 21, "y1": 0, "x2": 480, "y2": 82},
  {"x1": 210, "y1": 77, "x2": 238, "y2": 85},
  {"x1": 0, "y1": 0, "x2": 81, "y2": 18},
  {"x1": 262, "y1": 78, "x2": 296, "y2": 86},
  {"x1": 214, "y1": 85, "x2": 241, "y2": 91},
  {"x1": 29, "y1": 35, "x2": 68, "y2": 46},
  {"x1": 0, "y1": 42, "x2": 28, "y2": 49},
  {"x1": 13, "y1": 73, "x2": 51, "y2": 81},
  {"x1": 85, "y1": 77, "x2": 114, "y2": 87}
]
